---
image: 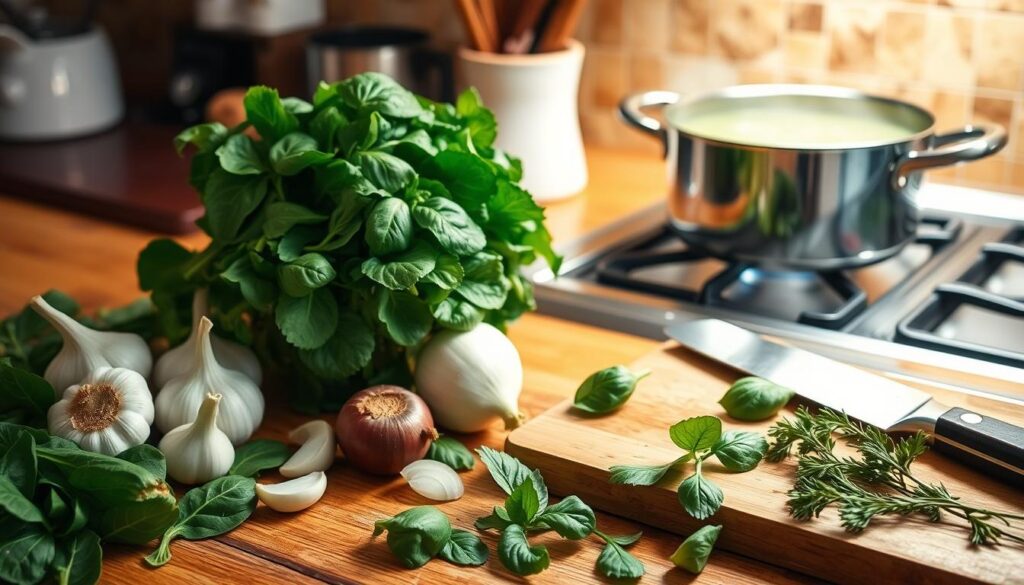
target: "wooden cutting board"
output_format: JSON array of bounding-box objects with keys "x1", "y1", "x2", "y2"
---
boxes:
[{"x1": 506, "y1": 343, "x2": 1024, "y2": 584}]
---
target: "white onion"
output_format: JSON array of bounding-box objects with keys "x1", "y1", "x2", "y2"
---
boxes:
[{"x1": 400, "y1": 459, "x2": 464, "y2": 501}]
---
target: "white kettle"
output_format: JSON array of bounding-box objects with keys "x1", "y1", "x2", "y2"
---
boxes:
[{"x1": 0, "y1": 25, "x2": 123, "y2": 140}]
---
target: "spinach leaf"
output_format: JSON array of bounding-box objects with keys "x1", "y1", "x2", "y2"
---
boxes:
[
  {"x1": 534, "y1": 496, "x2": 595, "y2": 540},
  {"x1": 338, "y1": 72, "x2": 423, "y2": 118},
  {"x1": 223, "y1": 257, "x2": 276, "y2": 310},
  {"x1": 115, "y1": 444, "x2": 167, "y2": 480},
  {"x1": 433, "y1": 297, "x2": 483, "y2": 331},
  {"x1": 372, "y1": 506, "x2": 452, "y2": 569},
  {"x1": 275, "y1": 288, "x2": 338, "y2": 349},
  {"x1": 476, "y1": 446, "x2": 532, "y2": 495},
  {"x1": 0, "y1": 423, "x2": 37, "y2": 497},
  {"x1": 278, "y1": 253, "x2": 336, "y2": 297},
  {"x1": 608, "y1": 454, "x2": 691, "y2": 486},
  {"x1": 594, "y1": 529, "x2": 645, "y2": 580},
  {"x1": 455, "y1": 251, "x2": 509, "y2": 310},
  {"x1": 670, "y1": 524, "x2": 722, "y2": 574},
  {"x1": 365, "y1": 198, "x2": 413, "y2": 256},
  {"x1": 438, "y1": 529, "x2": 488, "y2": 567},
  {"x1": 504, "y1": 476, "x2": 541, "y2": 526},
  {"x1": 0, "y1": 364, "x2": 54, "y2": 434},
  {"x1": 229, "y1": 439, "x2": 291, "y2": 478},
  {"x1": 361, "y1": 242, "x2": 437, "y2": 290},
  {"x1": 422, "y1": 254, "x2": 463, "y2": 290},
  {"x1": 0, "y1": 475, "x2": 44, "y2": 523},
  {"x1": 455, "y1": 88, "x2": 496, "y2": 150},
  {"x1": 297, "y1": 311, "x2": 375, "y2": 380},
  {"x1": 412, "y1": 197, "x2": 486, "y2": 256},
  {"x1": 425, "y1": 436, "x2": 474, "y2": 471},
  {"x1": 52, "y1": 529, "x2": 102, "y2": 585},
  {"x1": 269, "y1": 133, "x2": 332, "y2": 176},
  {"x1": 669, "y1": 416, "x2": 722, "y2": 452},
  {"x1": 377, "y1": 290, "x2": 432, "y2": 346},
  {"x1": 201, "y1": 171, "x2": 268, "y2": 241},
  {"x1": 677, "y1": 467, "x2": 724, "y2": 520},
  {"x1": 136, "y1": 239, "x2": 193, "y2": 292},
  {"x1": 711, "y1": 431, "x2": 768, "y2": 473},
  {"x1": 262, "y1": 202, "x2": 327, "y2": 239},
  {"x1": 216, "y1": 133, "x2": 265, "y2": 175},
  {"x1": 572, "y1": 365, "x2": 650, "y2": 414},
  {"x1": 359, "y1": 151, "x2": 415, "y2": 193},
  {"x1": 39, "y1": 483, "x2": 87, "y2": 537},
  {"x1": 0, "y1": 522, "x2": 55, "y2": 585},
  {"x1": 174, "y1": 122, "x2": 227, "y2": 154},
  {"x1": 145, "y1": 475, "x2": 257, "y2": 567},
  {"x1": 474, "y1": 506, "x2": 513, "y2": 532},
  {"x1": 497, "y1": 524, "x2": 549, "y2": 576},
  {"x1": 244, "y1": 86, "x2": 298, "y2": 140},
  {"x1": 719, "y1": 377, "x2": 794, "y2": 421}
]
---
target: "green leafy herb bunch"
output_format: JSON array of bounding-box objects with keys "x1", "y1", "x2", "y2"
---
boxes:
[{"x1": 140, "y1": 73, "x2": 561, "y2": 412}]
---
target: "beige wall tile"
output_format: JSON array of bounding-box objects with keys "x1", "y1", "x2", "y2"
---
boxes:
[
  {"x1": 581, "y1": 109, "x2": 660, "y2": 153},
  {"x1": 670, "y1": 0, "x2": 710, "y2": 54},
  {"x1": 1009, "y1": 162, "x2": 1024, "y2": 193},
  {"x1": 630, "y1": 53, "x2": 666, "y2": 90},
  {"x1": 972, "y1": 96, "x2": 1015, "y2": 158},
  {"x1": 663, "y1": 55, "x2": 740, "y2": 93},
  {"x1": 930, "y1": 92, "x2": 971, "y2": 130},
  {"x1": 709, "y1": 0, "x2": 784, "y2": 61},
  {"x1": 920, "y1": 11, "x2": 975, "y2": 88},
  {"x1": 789, "y1": 2, "x2": 823, "y2": 32},
  {"x1": 583, "y1": 50, "x2": 628, "y2": 109},
  {"x1": 586, "y1": 0, "x2": 624, "y2": 45},
  {"x1": 625, "y1": 0, "x2": 670, "y2": 51},
  {"x1": 879, "y1": 10, "x2": 925, "y2": 80},
  {"x1": 784, "y1": 32, "x2": 829, "y2": 70},
  {"x1": 828, "y1": 6, "x2": 882, "y2": 74},
  {"x1": 975, "y1": 15, "x2": 1024, "y2": 91},
  {"x1": 960, "y1": 155, "x2": 1009, "y2": 186},
  {"x1": 990, "y1": 0, "x2": 1024, "y2": 11}
]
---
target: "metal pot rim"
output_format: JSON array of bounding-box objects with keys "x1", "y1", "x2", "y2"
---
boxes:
[{"x1": 663, "y1": 84, "x2": 937, "y2": 152}]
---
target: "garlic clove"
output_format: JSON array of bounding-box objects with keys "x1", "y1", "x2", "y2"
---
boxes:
[
  {"x1": 153, "y1": 289, "x2": 262, "y2": 388},
  {"x1": 46, "y1": 366, "x2": 155, "y2": 456},
  {"x1": 31, "y1": 295, "x2": 152, "y2": 395},
  {"x1": 280, "y1": 420, "x2": 336, "y2": 478},
  {"x1": 255, "y1": 471, "x2": 327, "y2": 513},
  {"x1": 159, "y1": 393, "x2": 235, "y2": 485},
  {"x1": 400, "y1": 459, "x2": 465, "y2": 501}
]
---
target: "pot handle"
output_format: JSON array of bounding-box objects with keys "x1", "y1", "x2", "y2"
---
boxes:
[
  {"x1": 893, "y1": 124, "x2": 1007, "y2": 189},
  {"x1": 618, "y1": 91, "x2": 681, "y2": 152}
]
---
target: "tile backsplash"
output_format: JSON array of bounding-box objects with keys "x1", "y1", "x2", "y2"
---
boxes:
[{"x1": 340, "y1": 0, "x2": 1024, "y2": 193}]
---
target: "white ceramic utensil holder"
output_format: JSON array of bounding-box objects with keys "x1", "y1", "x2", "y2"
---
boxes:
[{"x1": 459, "y1": 40, "x2": 587, "y2": 203}]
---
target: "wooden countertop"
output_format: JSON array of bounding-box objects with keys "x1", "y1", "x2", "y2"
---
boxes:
[{"x1": 0, "y1": 147, "x2": 813, "y2": 584}]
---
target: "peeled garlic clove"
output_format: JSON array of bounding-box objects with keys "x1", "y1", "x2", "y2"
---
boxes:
[
  {"x1": 255, "y1": 471, "x2": 327, "y2": 513},
  {"x1": 400, "y1": 459, "x2": 465, "y2": 501},
  {"x1": 47, "y1": 366, "x2": 154, "y2": 456},
  {"x1": 153, "y1": 289, "x2": 262, "y2": 388},
  {"x1": 280, "y1": 420, "x2": 335, "y2": 478},
  {"x1": 31, "y1": 295, "x2": 152, "y2": 395},
  {"x1": 159, "y1": 393, "x2": 235, "y2": 485}
]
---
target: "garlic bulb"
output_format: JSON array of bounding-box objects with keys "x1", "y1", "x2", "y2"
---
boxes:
[
  {"x1": 31, "y1": 295, "x2": 152, "y2": 395},
  {"x1": 280, "y1": 420, "x2": 335, "y2": 478},
  {"x1": 159, "y1": 393, "x2": 235, "y2": 484},
  {"x1": 153, "y1": 289, "x2": 262, "y2": 388},
  {"x1": 155, "y1": 317, "x2": 264, "y2": 445},
  {"x1": 400, "y1": 459, "x2": 464, "y2": 501},
  {"x1": 48, "y1": 367, "x2": 154, "y2": 455},
  {"x1": 255, "y1": 471, "x2": 327, "y2": 513}
]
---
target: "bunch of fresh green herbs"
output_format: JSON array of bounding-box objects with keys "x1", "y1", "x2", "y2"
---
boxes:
[
  {"x1": 767, "y1": 407, "x2": 1024, "y2": 545},
  {"x1": 142, "y1": 73, "x2": 561, "y2": 412}
]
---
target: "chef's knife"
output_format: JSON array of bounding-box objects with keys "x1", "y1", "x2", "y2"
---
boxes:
[{"x1": 665, "y1": 318, "x2": 1024, "y2": 485}]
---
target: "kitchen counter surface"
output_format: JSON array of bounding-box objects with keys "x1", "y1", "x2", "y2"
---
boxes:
[{"x1": 0, "y1": 147, "x2": 816, "y2": 584}]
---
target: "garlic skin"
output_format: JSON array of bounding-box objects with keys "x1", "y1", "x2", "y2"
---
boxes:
[
  {"x1": 48, "y1": 367, "x2": 154, "y2": 456},
  {"x1": 255, "y1": 471, "x2": 327, "y2": 513},
  {"x1": 31, "y1": 295, "x2": 152, "y2": 395},
  {"x1": 280, "y1": 420, "x2": 335, "y2": 478},
  {"x1": 400, "y1": 459, "x2": 464, "y2": 501},
  {"x1": 155, "y1": 317, "x2": 264, "y2": 445},
  {"x1": 159, "y1": 393, "x2": 235, "y2": 485},
  {"x1": 153, "y1": 289, "x2": 262, "y2": 388}
]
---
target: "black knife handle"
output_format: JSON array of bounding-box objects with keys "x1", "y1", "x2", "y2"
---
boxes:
[{"x1": 933, "y1": 407, "x2": 1024, "y2": 487}]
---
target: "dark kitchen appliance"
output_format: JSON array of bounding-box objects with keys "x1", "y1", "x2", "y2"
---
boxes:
[{"x1": 527, "y1": 182, "x2": 1024, "y2": 398}]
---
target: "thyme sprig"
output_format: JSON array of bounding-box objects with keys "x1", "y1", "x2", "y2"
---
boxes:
[{"x1": 767, "y1": 407, "x2": 1024, "y2": 546}]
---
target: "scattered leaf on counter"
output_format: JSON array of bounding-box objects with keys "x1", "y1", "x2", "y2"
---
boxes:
[
  {"x1": 425, "y1": 436, "x2": 475, "y2": 471},
  {"x1": 228, "y1": 439, "x2": 291, "y2": 478},
  {"x1": 719, "y1": 377, "x2": 794, "y2": 421},
  {"x1": 670, "y1": 524, "x2": 722, "y2": 574},
  {"x1": 572, "y1": 365, "x2": 650, "y2": 414}
]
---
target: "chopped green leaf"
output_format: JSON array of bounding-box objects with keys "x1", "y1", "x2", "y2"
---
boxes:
[
  {"x1": 719, "y1": 377, "x2": 795, "y2": 421},
  {"x1": 608, "y1": 454, "x2": 690, "y2": 486},
  {"x1": 669, "y1": 415, "x2": 722, "y2": 452},
  {"x1": 711, "y1": 431, "x2": 767, "y2": 473},
  {"x1": 426, "y1": 436, "x2": 474, "y2": 471},
  {"x1": 677, "y1": 468, "x2": 724, "y2": 520},
  {"x1": 497, "y1": 524, "x2": 549, "y2": 576},
  {"x1": 438, "y1": 529, "x2": 488, "y2": 566},
  {"x1": 670, "y1": 524, "x2": 722, "y2": 574},
  {"x1": 373, "y1": 506, "x2": 452, "y2": 569}
]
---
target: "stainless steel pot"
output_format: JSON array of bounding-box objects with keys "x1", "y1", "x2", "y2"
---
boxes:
[{"x1": 620, "y1": 85, "x2": 1007, "y2": 270}]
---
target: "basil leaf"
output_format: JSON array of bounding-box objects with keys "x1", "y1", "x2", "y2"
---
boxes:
[
  {"x1": 309, "y1": 107, "x2": 345, "y2": 152},
  {"x1": 719, "y1": 377, "x2": 795, "y2": 421},
  {"x1": 281, "y1": 97, "x2": 313, "y2": 115},
  {"x1": 278, "y1": 253, "x2": 336, "y2": 297},
  {"x1": 53, "y1": 529, "x2": 102, "y2": 585},
  {"x1": 596, "y1": 539, "x2": 645, "y2": 579},
  {"x1": 359, "y1": 151, "x2": 416, "y2": 193},
  {"x1": 0, "y1": 363, "x2": 55, "y2": 430},
  {"x1": 711, "y1": 431, "x2": 768, "y2": 473},
  {"x1": 97, "y1": 497, "x2": 180, "y2": 546},
  {"x1": 669, "y1": 415, "x2": 722, "y2": 452},
  {"x1": 278, "y1": 225, "x2": 322, "y2": 262},
  {"x1": 275, "y1": 288, "x2": 338, "y2": 349},
  {"x1": 229, "y1": 439, "x2": 291, "y2": 478},
  {"x1": 412, "y1": 197, "x2": 486, "y2": 256},
  {"x1": 572, "y1": 365, "x2": 650, "y2": 414},
  {"x1": 338, "y1": 72, "x2": 424, "y2": 118},
  {"x1": 533, "y1": 496, "x2": 595, "y2": 539},
  {"x1": 116, "y1": 444, "x2": 167, "y2": 481},
  {"x1": 455, "y1": 251, "x2": 509, "y2": 310},
  {"x1": 0, "y1": 424, "x2": 37, "y2": 497},
  {"x1": 262, "y1": 202, "x2": 327, "y2": 239},
  {"x1": 378, "y1": 290, "x2": 432, "y2": 347},
  {"x1": 677, "y1": 470, "x2": 724, "y2": 520},
  {"x1": 0, "y1": 475, "x2": 44, "y2": 523},
  {"x1": 505, "y1": 476, "x2": 541, "y2": 526},
  {"x1": 373, "y1": 506, "x2": 452, "y2": 569},
  {"x1": 361, "y1": 242, "x2": 437, "y2": 290},
  {"x1": 498, "y1": 524, "x2": 549, "y2": 576},
  {"x1": 456, "y1": 87, "x2": 497, "y2": 150},
  {"x1": 365, "y1": 198, "x2": 413, "y2": 256},
  {"x1": 145, "y1": 475, "x2": 257, "y2": 567},
  {"x1": 438, "y1": 529, "x2": 488, "y2": 566},
  {"x1": 315, "y1": 159, "x2": 376, "y2": 196},
  {"x1": 476, "y1": 446, "x2": 532, "y2": 496},
  {"x1": 422, "y1": 254, "x2": 463, "y2": 290},
  {"x1": 137, "y1": 239, "x2": 193, "y2": 292},
  {"x1": 270, "y1": 133, "x2": 332, "y2": 176},
  {"x1": 39, "y1": 483, "x2": 87, "y2": 537},
  {"x1": 475, "y1": 506, "x2": 513, "y2": 532},
  {"x1": 604, "y1": 531, "x2": 643, "y2": 546},
  {"x1": 433, "y1": 296, "x2": 483, "y2": 331},
  {"x1": 201, "y1": 171, "x2": 268, "y2": 241},
  {"x1": 244, "y1": 86, "x2": 298, "y2": 140},
  {"x1": 216, "y1": 133, "x2": 265, "y2": 175},
  {"x1": 297, "y1": 311, "x2": 375, "y2": 380},
  {"x1": 222, "y1": 256, "x2": 276, "y2": 310},
  {"x1": 338, "y1": 111, "x2": 382, "y2": 155},
  {"x1": 430, "y1": 150, "x2": 495, "y2": 212},
  {"x1": 426, "y1": 436, "x2": 474, "y2": 471},
  {"x1": 0, "y1": 522, "x2": 55, "y2": 585},
  {"x1": 174, "y1": 122, "x2": 227, "y2": 154},
  {"x1": 608, "y1": 454, "x2": 690, "y2": 486},
  {"x1": 670, "y1": 524, "x2": 722, "y2": 574}
]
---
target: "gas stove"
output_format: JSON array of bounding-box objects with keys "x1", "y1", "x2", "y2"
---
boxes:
[{"x1": 529, "y1": 182, "x2": 1024, "y2": 398}]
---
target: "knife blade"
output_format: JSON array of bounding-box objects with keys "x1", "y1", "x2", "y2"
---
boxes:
[{"x1": 665, "y1": 318, "x2": 1024, "y2": 485}]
